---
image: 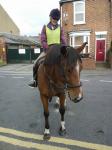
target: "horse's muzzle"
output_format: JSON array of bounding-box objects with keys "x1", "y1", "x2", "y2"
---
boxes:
[{"x1": 71, "y1": 96, "x2": 83, "y2": 103}]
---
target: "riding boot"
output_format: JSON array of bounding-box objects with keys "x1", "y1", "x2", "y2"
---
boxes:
[
  {"x1": 28, "y1": 52, "x2": 46, "y2": 88},
  {"x1": 28, "y1": 59, "x2": 39, "y2": 88}
]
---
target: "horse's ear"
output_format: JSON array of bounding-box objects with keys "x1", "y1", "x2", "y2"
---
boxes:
[
  {"x1": 75, "y1": 42, "x2": 88, "y2": 53},
  {"x1": 60, "y1": 45, "x2": 68, "y2": 56}
]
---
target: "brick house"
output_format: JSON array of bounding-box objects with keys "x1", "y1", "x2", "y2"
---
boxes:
[{"x1": 60, "y1": 0, "x2": 112, "y2": 69}]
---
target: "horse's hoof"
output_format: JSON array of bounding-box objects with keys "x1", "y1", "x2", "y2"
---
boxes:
[
  {"x1": 43, "y1": 134, "x2": 51, "y2": 140},
  {"x1": 59, "y1": 128, "x2": 66, "y2": 136}
]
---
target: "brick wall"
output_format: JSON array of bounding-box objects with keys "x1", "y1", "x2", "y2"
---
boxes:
[
  {"x1": 61, "y1": 0, "x2": 112, "y2": 60},
  {"x1": 82, "y1": 58, "x2": 96, "y2": 70},
  {"x1": 0, "y1": 37, "x2": 6, "y2": 63}
]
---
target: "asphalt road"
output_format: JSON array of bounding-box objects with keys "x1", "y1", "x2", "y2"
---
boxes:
[{"x1": 0, "y1": 64, "x2": 112, "y2": 150}]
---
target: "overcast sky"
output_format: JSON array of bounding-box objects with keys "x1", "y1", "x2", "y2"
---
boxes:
[{"x1": 0, "y1": 0, "x2": 60, "y2": 36}]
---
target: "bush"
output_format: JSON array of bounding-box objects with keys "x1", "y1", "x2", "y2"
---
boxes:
[{"x1": 106, "y1": 41, "x2": 112, "y2": 68}]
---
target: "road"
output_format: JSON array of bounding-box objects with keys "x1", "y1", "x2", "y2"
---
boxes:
[{"x1": 0, "y1": 64, "x2": 112, "y2": 150}]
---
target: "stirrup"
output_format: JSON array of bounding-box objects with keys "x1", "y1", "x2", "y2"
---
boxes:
[{"x1": 28, "y1": 80, "x2": 37, "y2": 88}]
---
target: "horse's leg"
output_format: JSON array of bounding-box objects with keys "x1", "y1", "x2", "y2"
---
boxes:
[
  {"x1": 55, "y1": 97, "x2": 60, "y2": 108},
  {"x1": 55, "y1": 97, "x2": 67, "y2": 108},
  {"x1": 59, "y1": 96, "x2": 66, "y2": 136},
  {"x1": 41, "y1": 95, "x2": 51, "y2": 140}
]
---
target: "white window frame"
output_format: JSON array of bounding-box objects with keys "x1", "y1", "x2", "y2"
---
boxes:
[
  {"x1": 73, "y1": 0, "x2": 85, "y2": 25},
  {"x1": 69, "y1": 31, "x2": 90, "y2": 54}
]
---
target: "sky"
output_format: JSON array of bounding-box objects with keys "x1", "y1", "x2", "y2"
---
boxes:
[{"x1": 0, "y1": 0, "x2": 60, "y2": 36}]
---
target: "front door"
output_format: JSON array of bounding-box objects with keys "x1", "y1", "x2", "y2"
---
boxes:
[{"x1": 96, "y1": 40, "x2": 105, "y2": 61}]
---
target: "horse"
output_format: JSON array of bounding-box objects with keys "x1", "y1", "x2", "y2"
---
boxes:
[{"x1": 37, "y1": 42, "x2": 87, "y2": 140}]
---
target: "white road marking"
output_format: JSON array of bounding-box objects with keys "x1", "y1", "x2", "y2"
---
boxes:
[
  {"x1": 0, "y1": 71, "x2": 31, "y2": 75},
  {"x1": 100, "y1": 80, "x2": 112, "y2": 83},
  {"x1": 54, "y1": 109, "x2": 59, "y2": 113},
  {"x1": 81, "y1": 79, "x2": 89, "y2": 82},
  {"x1": 12, "y1": 77, "x2": 24, "y2": 79},
  {"x1": 0, "y1": 73, "x2": 31, "y2": 76},
  {"x1": 0, "y1": 75, "x2": 5, "y2": 78}
]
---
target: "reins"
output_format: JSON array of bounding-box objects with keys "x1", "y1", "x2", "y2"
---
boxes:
[
  {"x1": 44, "y1": 66, "x2": 82, "y2": 101},
  {"x1": 43, "y1": 64, "x2": 82, "y2": 93}
]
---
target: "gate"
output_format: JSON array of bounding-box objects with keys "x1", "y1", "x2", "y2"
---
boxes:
[{"x1": 7, "y1": 48, "x2": 40, "y2": 63}]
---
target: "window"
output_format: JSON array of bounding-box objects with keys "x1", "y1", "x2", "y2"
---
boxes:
[
  {"x1": 96, "y1": 34, "x2": 106, "y2": 39},
  {"x1": 75, "y1": 36, "x2": 83, "y2": 46},
  {"x1": 95, "y1": 31, "x2": 107, "y2": 39},
  {"x1": 73, "y1": 0, "x2": 85, "y2": 24},
  {"x1": 69, "y1": 34, "x2": 90, "y2": 54},
  {"x1": 75, "y1": 36, "x2": 89, "y2": 54}
]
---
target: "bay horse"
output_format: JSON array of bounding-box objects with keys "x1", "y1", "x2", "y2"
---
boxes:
[{"x1": 37, "y1": 42, "x2": 87, "y2": 140}]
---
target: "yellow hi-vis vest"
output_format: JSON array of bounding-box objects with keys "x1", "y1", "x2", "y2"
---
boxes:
[{"x1": 46, "y1": 26, "x2": 60, "y2": 45}]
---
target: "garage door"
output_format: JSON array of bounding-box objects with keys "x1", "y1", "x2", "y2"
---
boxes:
[{"x1": 7, "y1": 49, "x2": 39, "y2": 63}]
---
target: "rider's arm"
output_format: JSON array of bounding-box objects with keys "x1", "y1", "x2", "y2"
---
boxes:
[{"x1": 40, "y1": 25, "x2": 49, "y2": 52}]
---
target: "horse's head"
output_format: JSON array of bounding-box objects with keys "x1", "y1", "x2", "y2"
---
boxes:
[
  {"x1": 44, "y1": 43, "x2": 87, "y2": 103},
  {"x1": 59, "y1": 42, "x2": 87, "y2": 103}
]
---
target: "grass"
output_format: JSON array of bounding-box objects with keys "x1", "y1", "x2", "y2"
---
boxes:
[{"x1": 0, "y1": 59, "x2": 6, "y2": 66}]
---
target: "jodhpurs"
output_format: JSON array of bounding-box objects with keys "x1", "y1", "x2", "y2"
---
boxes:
[{"x1": 33, "y1": 52, "x2": 46, "y2": 80}]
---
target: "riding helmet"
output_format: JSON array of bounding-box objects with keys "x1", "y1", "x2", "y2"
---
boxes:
[{"x1": 49, "y1": 9, "x2": 60, "y2": 21}]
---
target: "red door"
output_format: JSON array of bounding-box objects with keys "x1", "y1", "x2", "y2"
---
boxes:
[{"x1": 96, "y1": 40, "x2": 105, "y2": 61}]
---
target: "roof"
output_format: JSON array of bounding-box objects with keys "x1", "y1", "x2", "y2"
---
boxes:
[{"x1": 0, "y1": 32, "x2": 40, "y2": 46}]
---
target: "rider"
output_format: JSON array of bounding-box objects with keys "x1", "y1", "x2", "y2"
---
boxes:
[{"x1": 28, "y1": 8, "x2": 67, "y2": 88}]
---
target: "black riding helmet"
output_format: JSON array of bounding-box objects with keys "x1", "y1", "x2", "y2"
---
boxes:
[{"x1": 49, "y1": 9, "x2": 60, "y2": 21}]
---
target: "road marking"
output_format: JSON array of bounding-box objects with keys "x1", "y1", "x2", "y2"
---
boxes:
[
  {"x1": 0, "y1": 127, "x2": 112, "y2": 150},
  {"x1": 54, "y1": 109, "x2": 59, "y2": 113},
  {"x1": 81, "y1": 79, "x2": 89, "y2": 82},
  {"x1": 5, "y1": 74, "x2": 31, "y2": 76},
  {"x1": 0, "y1": 73, "x2": 31, "y2": 75},
  {"x1": 14, "y1": 65, "x2": 33, "y2": 71},
  {"x1": 0, "y1": 135, "x2": 69, "y2": 150},
  {"x1": 0, "y1": 75, "x2": 5, "y2": 78},
  {"x1": 12, "y1": 77, "x2": 24, "y2": 79},
  {"x1": 0, "y1": 70, "x2": 31, "y2": 74},
  {"x1": 100, "y1": 80, "x2": 112, "y2": 83}
]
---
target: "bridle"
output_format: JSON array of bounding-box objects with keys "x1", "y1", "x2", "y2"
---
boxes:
[
  {"x1": 48, "y1": 77, "x2": 82, "y2": 90},
  {"x1": 45, "y1": 66, "x2": 82, "y2": 101},
  {"x1": 44, "y1": 61, "x2": 82, "y2": 93}
]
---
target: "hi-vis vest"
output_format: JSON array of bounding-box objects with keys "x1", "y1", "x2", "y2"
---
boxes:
[{"x1": 46, "y1": 26, "x2": 60, "y2": 45}]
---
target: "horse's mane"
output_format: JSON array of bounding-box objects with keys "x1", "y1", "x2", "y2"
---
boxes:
[{"x1": 44, "y1": 44, "x2": 81, "y2": 65}]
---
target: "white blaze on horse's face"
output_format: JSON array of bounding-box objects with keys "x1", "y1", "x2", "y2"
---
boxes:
[
  {"x1": 76, "y1": 61, "x2": 80, "y2": 76},
  {"x1": 68, "y1": 60, "x2": 83, "y2": 103}
]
